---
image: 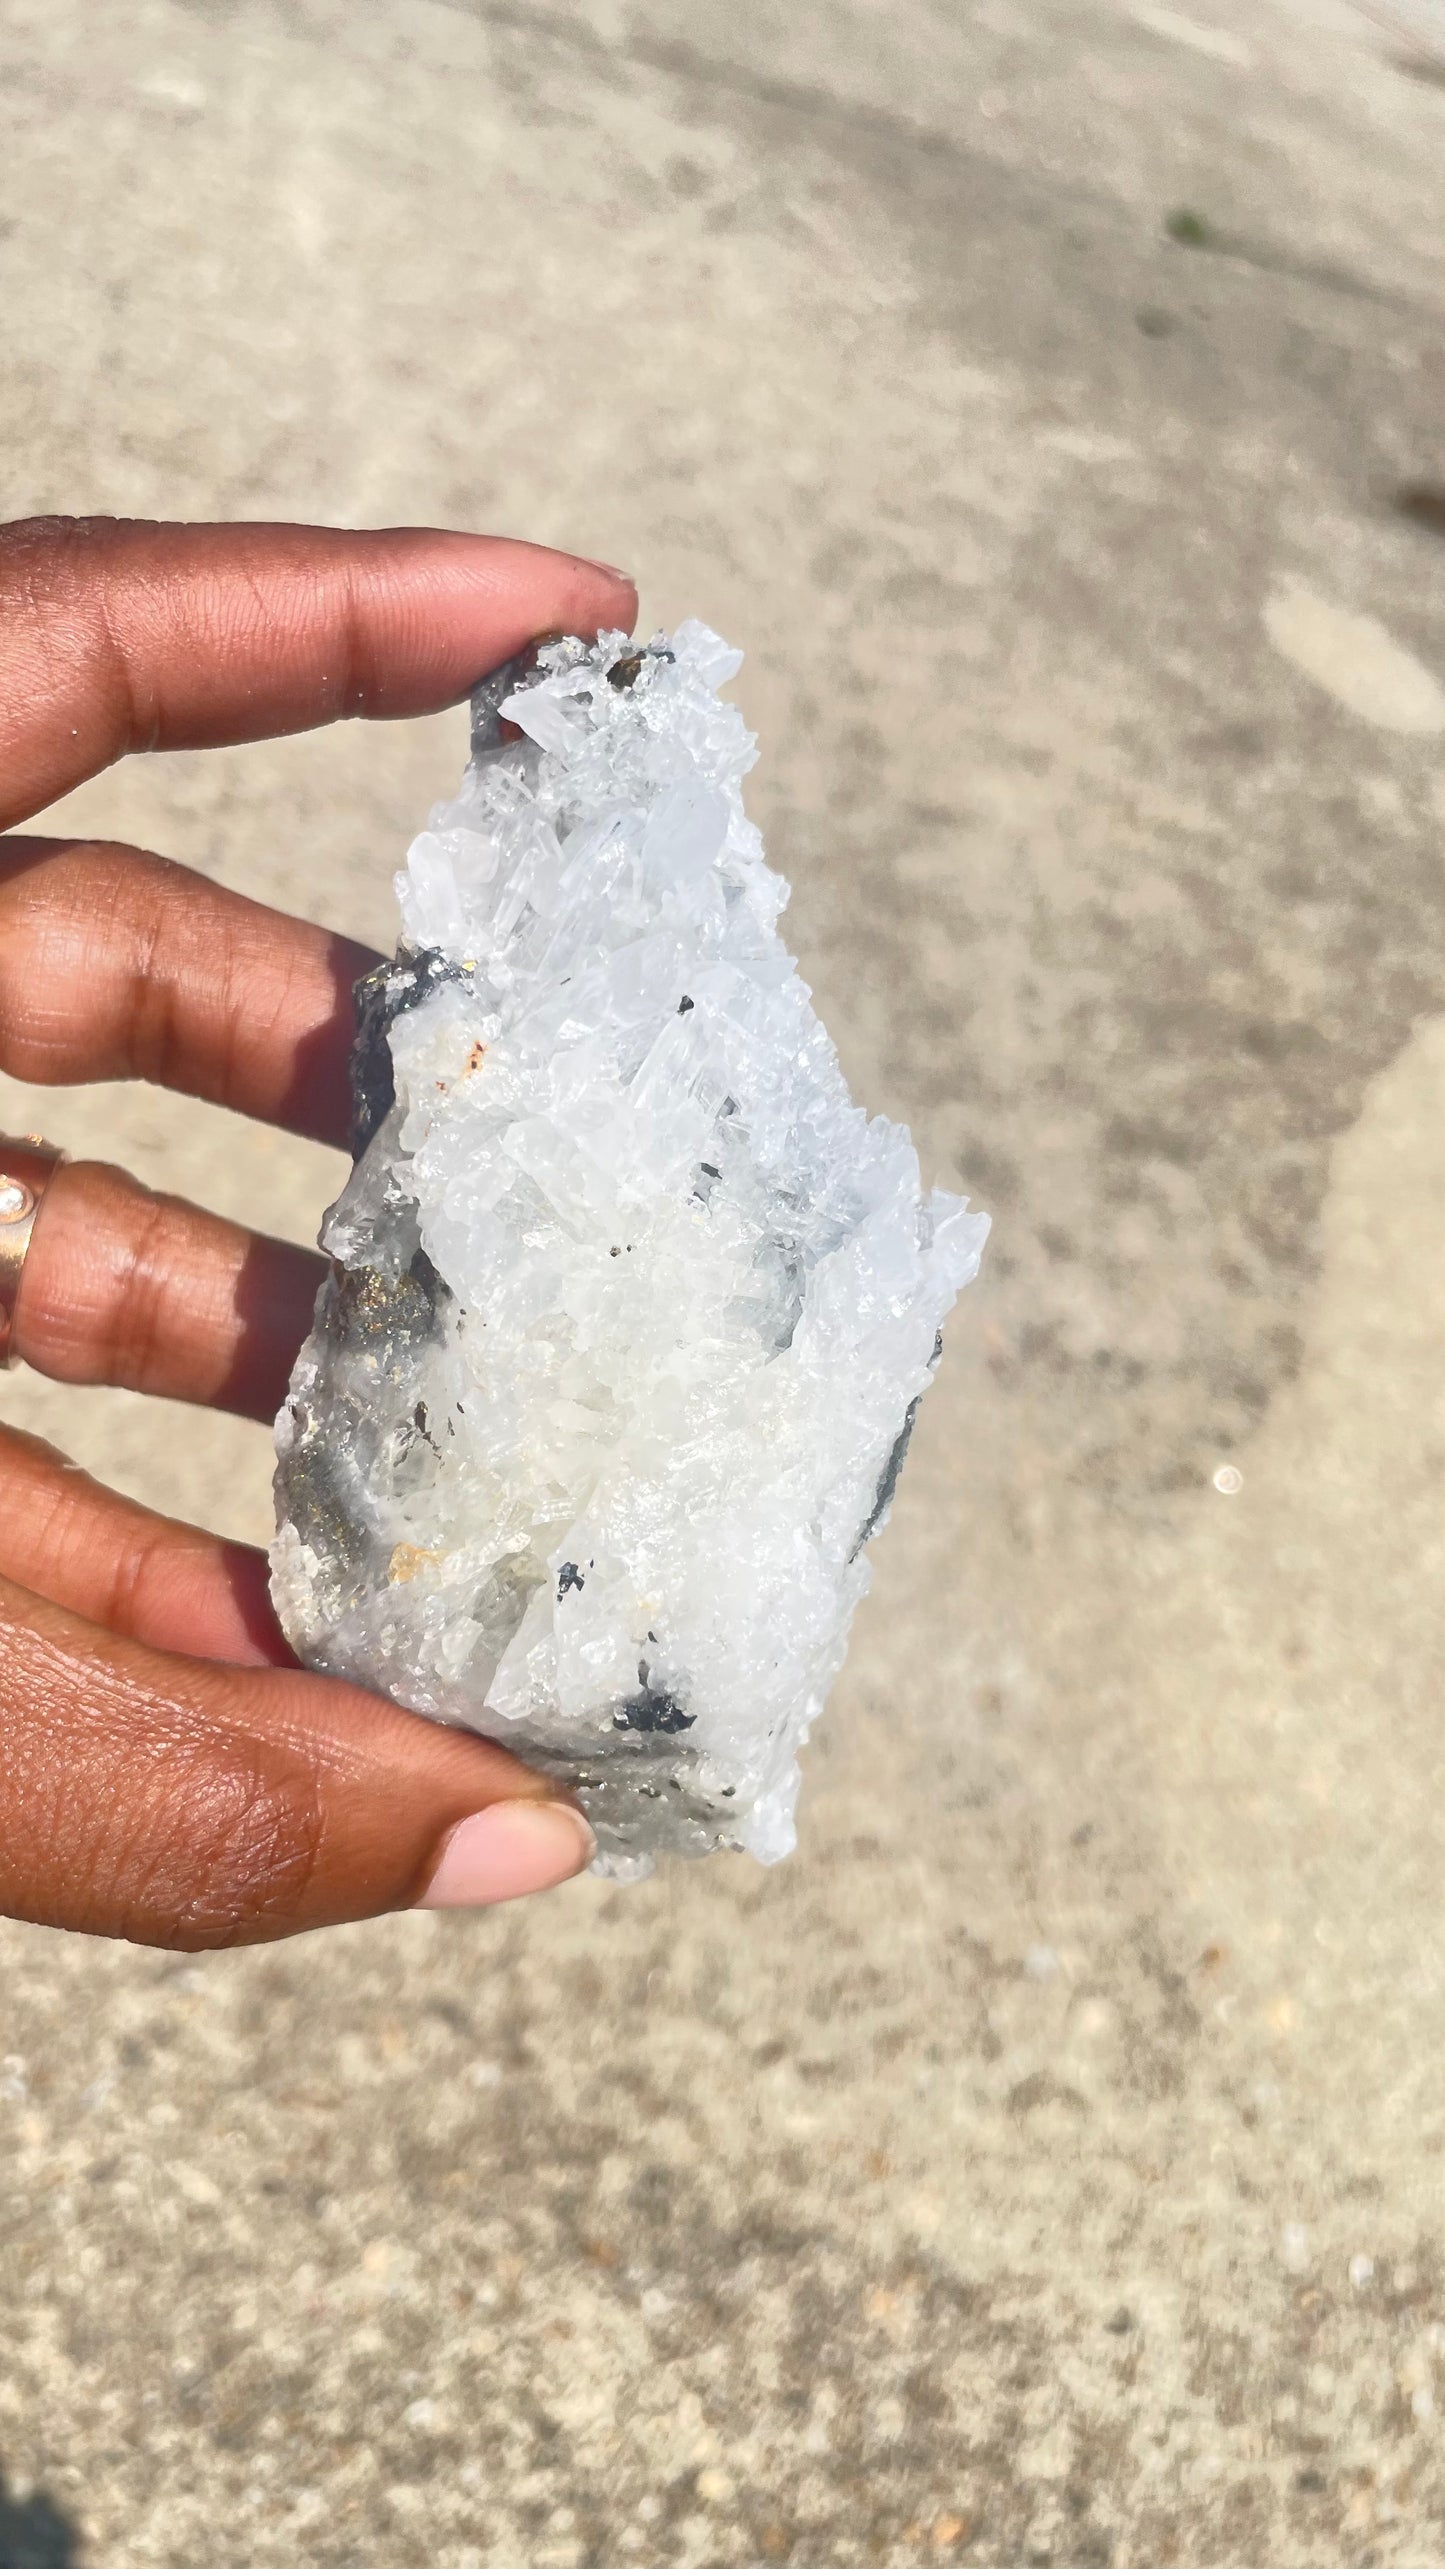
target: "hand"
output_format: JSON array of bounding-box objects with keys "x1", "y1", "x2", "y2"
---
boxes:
[{"x1": 0, "y1": 515, "x2": 636, "y2": 1947}]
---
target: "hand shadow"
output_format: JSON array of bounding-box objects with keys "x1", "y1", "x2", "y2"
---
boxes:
[{"x1": 0, "y1": 2462, "x2": 81, "y2": 2569}]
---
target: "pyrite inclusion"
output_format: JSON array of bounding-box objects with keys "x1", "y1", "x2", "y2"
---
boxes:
[{"x1": 271, "y1": 625, "x2": 988, "y2": 1876}]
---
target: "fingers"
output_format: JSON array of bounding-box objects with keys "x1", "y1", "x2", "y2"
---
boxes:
[
  {"x1": 0, "y1": 1425, "x2": 293, "y2": 1666},
  {"x1": 12, "y1": 1158, "x2": 324, "y2": 1419},
  {"x1": 0, "y1": 1572, "x2": 594, "y2": 1948},
  {"x1": 0, "y1": 516, "x2": 635, "y2": 829},
  {"x1": 0, "y1": 838, "x2": 379, "y2": 1148}
]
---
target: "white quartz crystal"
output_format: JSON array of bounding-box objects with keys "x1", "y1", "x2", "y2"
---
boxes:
[{"x1": 271, "y1": 625, "x2": 987, "y2": 1875}]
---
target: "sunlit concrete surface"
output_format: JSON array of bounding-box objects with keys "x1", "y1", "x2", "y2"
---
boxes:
[{"x1": 1, "y1": 1, "x2": 1443, "y2": 2559}]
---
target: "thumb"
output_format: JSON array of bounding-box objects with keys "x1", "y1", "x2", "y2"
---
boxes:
[{"x1": 0, "y1": 1576, "x2": 593, "y2": 1948}]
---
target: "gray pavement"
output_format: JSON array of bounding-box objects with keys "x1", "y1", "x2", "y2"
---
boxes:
[{"x1": 1, "y1": 0, "x2": 1444, "y2": 2560}]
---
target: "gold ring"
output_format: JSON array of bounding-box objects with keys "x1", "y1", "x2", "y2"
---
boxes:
[{"x1": 0, "y1": 1135, "x2": 67, "y2": 1371}]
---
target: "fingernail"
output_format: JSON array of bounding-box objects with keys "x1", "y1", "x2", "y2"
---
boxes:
[
  {"x1": 580, "y1": 557, "x2": 633, "y2": 584},
  {"x1": 418, "y1": 1800, "x2": 595, "y2": 1908}
]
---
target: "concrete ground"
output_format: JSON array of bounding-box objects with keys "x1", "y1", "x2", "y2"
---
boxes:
[{"x1": 1, "y1": 0, "x2": 1443, "y2": 2560}]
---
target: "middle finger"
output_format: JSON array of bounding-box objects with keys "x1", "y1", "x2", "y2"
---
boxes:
[{"x1": 0, "y1": 836, "x2": 379, "y2": 1147}]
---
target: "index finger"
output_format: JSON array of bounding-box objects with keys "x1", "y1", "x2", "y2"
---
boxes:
[{"x1": 0, "y1": 516, "x2": 636, "y2": 829}]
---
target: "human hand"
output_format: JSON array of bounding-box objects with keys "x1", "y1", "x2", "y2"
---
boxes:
[{"x1": 0, "y1": 515, "x2": 636, "y2": 1947}]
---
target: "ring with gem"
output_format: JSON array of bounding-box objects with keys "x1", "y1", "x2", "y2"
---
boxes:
[{"x1": 0, "y1": 1135, "x2": 67, "y2": 1370}]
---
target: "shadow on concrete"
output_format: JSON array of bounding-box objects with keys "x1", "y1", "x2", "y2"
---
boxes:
[{"x1": 0, "y1": 2462, "x2": 81, "y2": 2569}]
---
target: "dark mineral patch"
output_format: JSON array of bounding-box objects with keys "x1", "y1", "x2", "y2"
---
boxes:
[
  {"x1": 608, "y1": 643, "x2": 675, "y2": 690},
  {"x1": 331, "y1": 1247, "x2": 450, "y2": 1354},
  {"x1": 351, "y1": 948, "x2": 473, "y2": 1155},
  {"x1": 851, "y1": 1395, "x2": 922, "y2": 1560},
  {"x1": 276, "y1": 1436, "x2": 370, "y2": 1586},
  {"x1": 612, "y1": 1687, "x2": 695, "y2": 1735},
  {"x1": 468, "y1": 635, "x2": 570, "y2": 758},
  {"x1": 848, "y1": 1334, "x2": 944, "y2": 1559}
]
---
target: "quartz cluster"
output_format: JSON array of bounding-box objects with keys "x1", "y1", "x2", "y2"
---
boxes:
[{"x1": 271, "y1": 624, "x2": 987, "y2": 1875}]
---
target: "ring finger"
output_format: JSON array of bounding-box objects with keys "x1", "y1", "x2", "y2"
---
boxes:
[
  {"x1": 10, "y1": 1154, "x2": 324, "y2": 1418},
  {"x1": 0, "y1": 835, "x2": 374, "y2": 1411}
]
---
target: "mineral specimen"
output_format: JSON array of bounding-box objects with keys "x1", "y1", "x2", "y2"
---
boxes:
[{"x1": 271, "y1": 624, "x2": 988, "y2": 1876}]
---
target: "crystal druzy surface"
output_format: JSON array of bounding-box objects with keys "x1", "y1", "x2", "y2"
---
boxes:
[{"x1": 271, "y1": 625, "x2": 988, "y2": 1875}]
